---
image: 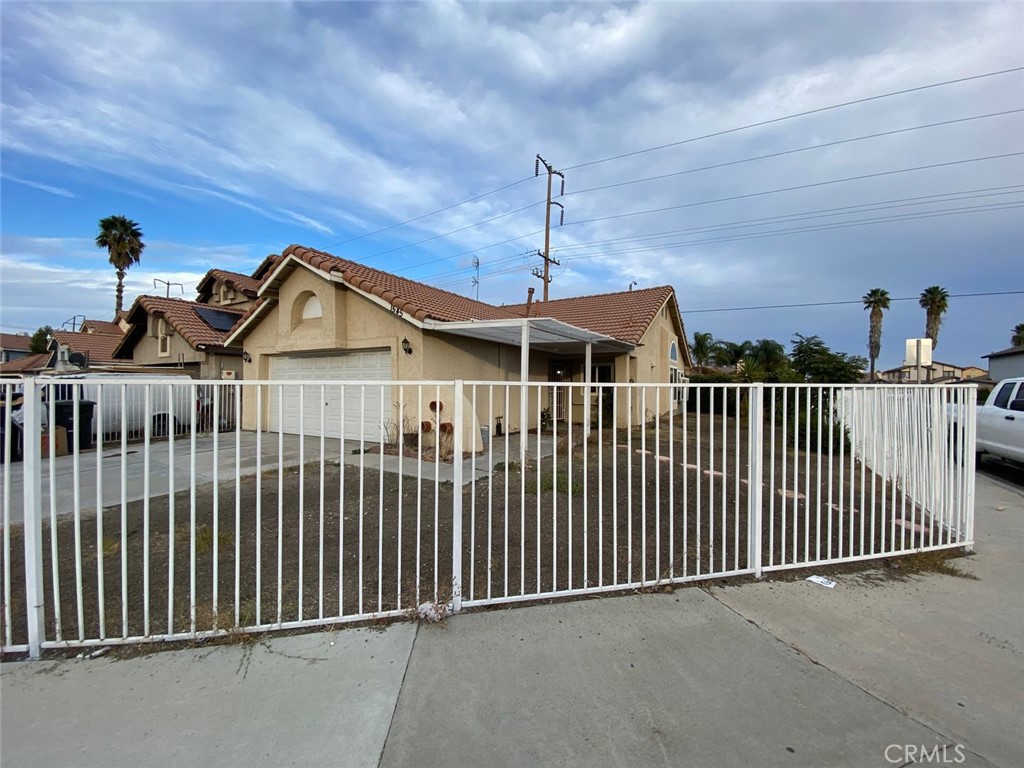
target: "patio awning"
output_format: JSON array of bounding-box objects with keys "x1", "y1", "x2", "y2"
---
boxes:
[{"x1": 424, "y1": 317, "x2": 634, "y2": 354}]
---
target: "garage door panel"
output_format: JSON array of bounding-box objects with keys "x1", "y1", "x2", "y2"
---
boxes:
[{"x1": 268, "y1": 350, "x2": 391, "y2": 441}]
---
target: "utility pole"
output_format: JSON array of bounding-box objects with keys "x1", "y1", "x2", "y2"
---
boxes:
[{"x1": 535, "y1": 154, "x2": 565, "y2": 302}]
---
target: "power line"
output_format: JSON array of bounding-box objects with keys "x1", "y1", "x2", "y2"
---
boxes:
[
  {"x1": 430, "y1": 201, "x2": 1022, "y2": 288},
  {"x1": 563, "y1": 66, "x2": 1024, "y2": 171},
  {"x1": 563, "y1": 152, "x2": 1024, "y2": 229},
  {"x1": 563, "y1": 109, "x2": 1024, "y2": 198},
  {"x1": 415, "y1": 154, "x2": 1023, "y2": 271},
  {"x1": 682, "y1": 291, "x2": 1024, "y2": 315},
  {"x1": 313, "y1": 68, "x2": 1022, "y2": 258},
  {"x1": 366, "y1": 118, "x2": 1022, "y2": 271},
  {"x1": 551, "y1": 186, "x2": 1024, "y2": 255},
  {"x1": 562, "y1": 201, "x2": 1024, "y2": 262},
  {"x1": 557, "y1": 201, "x2": 1024, "y2": 262},
  {"x1": 423, "y1": 187, "x2": 1024, "y2": 286}
]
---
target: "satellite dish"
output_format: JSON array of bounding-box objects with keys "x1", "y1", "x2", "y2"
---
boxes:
[{"x1": 68, "y1": 352, "x2": 88, "y2": 368}]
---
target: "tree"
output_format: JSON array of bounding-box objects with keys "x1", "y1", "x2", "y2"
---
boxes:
[
  {"x1": 750, "y1": 338, "x2": 788, "y2": 373},
  {"x1": 862, "y1": 288, "x2": 890, "y2": 382},
  {"x1": 789, "y1": 334, "x2": 867, "y2": 383},
  {"x1": 737, "y1": 354, "x2": 766, "y2": 383},
  {"x1": 28, "y1": 325, "x2": 54, "y2": 354},
  {"x1": 918, "y1": 285, "x2": 949, "y2": 351},
  {"x1": 1012, "y1": 323, "x2": 1024, "y2": 347},
  {"x1": 96, "y1": 215, "x2": 146, "y2": 315},
  {"x1": 690, "y1": 332, "x2": 715, "y2": 370},
  {"x1": 711, "y1": 339, "x2": 753, "y2": 368}
]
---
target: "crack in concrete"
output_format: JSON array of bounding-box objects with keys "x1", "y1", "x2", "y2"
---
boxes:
[{"x1": 703, "y1": 587, "x2": 1000, "y2": 768}]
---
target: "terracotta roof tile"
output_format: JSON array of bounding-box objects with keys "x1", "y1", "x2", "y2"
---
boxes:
[
  {"x1": 51, "y1": 330, "x2": 123, "y2": 363},
  {"x1": 283, "y1": 245, "x2": 515, "y2": 323},
  {"x1": 0, "y1": 333, "x2": 33, "y2": 352},
  {"x1": 114, "y1": 296, "x2": 244, "y2": 359},
  {"x1": 80, "y1": 319, "x2": 124, "y2": 335},
  {"x1": 196, "y1": 269, "x2": 261, "y2": 300},
  {"x1": 503, "y1": 286, "x2": 675, "y2": 345},
  {"x1": 230, "y1": 245, "x2": 682, "y2": 348}
]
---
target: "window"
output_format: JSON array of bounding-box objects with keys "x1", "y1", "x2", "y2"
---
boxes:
[
  {"x1": 590, "y1": 363, "x2": 613, "y2": 392},
  {"x1": 669, "y1": 341, "x2": 678, "y2": 364},
  {"x1": 157, "y1": 318, "x2": 171, "y2": 357},
  {"x1": 993, "y1": 382, "x2": 1016, "y2": 409}
]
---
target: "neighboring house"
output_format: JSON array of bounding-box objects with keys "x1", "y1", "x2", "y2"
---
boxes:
[
  {"x1": 225, "y1": 244, "x2": 691, "y2": 442},
  {"x1": 196, "y1": 269, "x2": 261, "y2": 310},
  {"x1": 0, "y1": 352, "x2": 50, "y2": 378},
  {"x1": 49, "y1": 326, "x2": 125, "y2": 369},
  {"x1": 112, "y1": 295, "x2": 244, "y2": 379},
  {"x1": 80, "y1": 318, "x2": 126, "y2": 336},
  {"x1": 983, "y1": 345, "x2": 1024, "y2": 382},
  {"x1": 876, "y1": 361, "x2": 987, "y2": 384},
  {"x1": 0, "y1": 332, "x2": 32, "y2": 364}
]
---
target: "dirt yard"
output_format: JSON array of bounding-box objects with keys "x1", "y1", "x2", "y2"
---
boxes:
[{"x1": 1, "y1": 410, "x2": 952, "y2": 650}]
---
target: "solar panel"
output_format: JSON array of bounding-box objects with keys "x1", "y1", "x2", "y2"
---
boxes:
[{"x1": 195, "y1": 306, "x2": 239, "y2": 332}]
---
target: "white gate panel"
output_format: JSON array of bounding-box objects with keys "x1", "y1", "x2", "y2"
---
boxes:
[{"x1": 268, "y1": 350, "x2": 392, "y2": 441}]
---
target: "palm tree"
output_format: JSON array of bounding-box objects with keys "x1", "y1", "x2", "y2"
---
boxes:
[
  {"x1": 750, "y1": 338, "x2": 787, "y2": 373},
  {"x1": 1012, "y1": 323, "x2": 1024, "y2": 347},
  {"x1": 862, "y1": 288, "x2": 890, "y2": 381},
  {"x1": 691, "y1": 332, "x2": 715, "y2": 370},
  {"x1": 712, "y1": 340, "x2": 753, "y2": 368},
  {"x1": 96, "y1": 215, "x2": 146, "y2": 315},
  {"x1": 918, "y1": 285, "x2": 949, "y2": 352}
]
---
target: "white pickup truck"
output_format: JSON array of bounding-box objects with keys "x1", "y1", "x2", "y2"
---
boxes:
[{"x1": 959, "y1": 377, "x2": 1024, "y2": 466}]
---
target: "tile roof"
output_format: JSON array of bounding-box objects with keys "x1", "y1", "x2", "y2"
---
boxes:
[
  {"x1": 0, "y1": 332, "x2": 33, "y2": 352},
  {"x1": 51, "y1": 330, "x2": 124, "y2": 364},
  {"x1": 230, "y1": 245, "x2": 684, "y2": 349},
  {"x1": 0, "y1": 352, "x2": 50, "y2": 375},
  {"x1": 80, "y1": 319, "x2": 124, "y2": 335},
  {"x1": 281, "y1": 245, "x2": 514, "y2": 322},
  {"x1": 196, "y1": 269, "x2": 261, "y2": 301},
  {"x1": 114, "y1": 296, "x2": 244, "y2": 359},
  {"x1": 502, "y1": 286, "x2": 676, "y2": 346}
]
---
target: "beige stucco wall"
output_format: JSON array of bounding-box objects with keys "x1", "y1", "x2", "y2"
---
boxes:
[
  {"x1": 131, "y1": 324, "x2": 242, "y2": 380},
  {"x1": 236, "y1": 266, "x2": 686, "y2": 437}
]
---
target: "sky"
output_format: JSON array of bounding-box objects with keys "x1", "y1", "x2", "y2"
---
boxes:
[{"x1": 1, "y1": 1, "x2": 1021, "y2": 370}]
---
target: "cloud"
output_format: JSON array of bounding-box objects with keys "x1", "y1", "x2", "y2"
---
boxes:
[
  {"x1": 0, "y1": 2, "x2": 1021, "y2": 365},
  {"x1": 1, "y1": 172, "x2": 75, "y2": 198}
]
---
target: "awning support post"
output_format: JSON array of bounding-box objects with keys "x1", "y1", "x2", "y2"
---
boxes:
[
  {"x1": 520, "y1": 320, "x2": 529, "y2": 462},
  {"x1": 584, "y1": 342, "x2": 592, "y2": 440}
]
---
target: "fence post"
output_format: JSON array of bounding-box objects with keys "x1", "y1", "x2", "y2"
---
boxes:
[
  {"x1": 22, "y1": 379, "x2": 46, "y2": 658},
  {"x1": 964, "y1": 385, "x2": 977, "y2": 549},
  {"x1": 450, "y1": 380, "x2": 464, "y2": 614},
  {"x1": 747, "y1": 384, "x2": 764, "y2": 578}
]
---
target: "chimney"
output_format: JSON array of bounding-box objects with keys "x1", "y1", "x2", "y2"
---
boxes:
[{"x1": 524, "y1": 287, "x2": 535, "y2": 317}]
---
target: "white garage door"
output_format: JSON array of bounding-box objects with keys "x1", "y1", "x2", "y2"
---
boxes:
[{"x1": 268, "y1": 350, "x2": 392, "y2": 441}]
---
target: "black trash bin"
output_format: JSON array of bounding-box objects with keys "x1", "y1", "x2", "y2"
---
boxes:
[{"x1": 52, "y1": 400, "x2": 96, "y2": 451}]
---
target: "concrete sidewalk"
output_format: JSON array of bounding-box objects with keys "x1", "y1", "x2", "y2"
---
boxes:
[
  {"x1": 2, "y1": 472, "x2": 1019, "y2": 767},
  {"x1": 709, "y1": 467, "x2": 1024, "y2": 768}
]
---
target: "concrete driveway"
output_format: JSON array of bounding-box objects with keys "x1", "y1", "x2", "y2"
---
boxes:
[
  {"x1": 0, "y1": 430, "x2": 549, "y2": 524},
  {"x1": 2, "y1": 471, "x2": 1020, "y2": 767}
]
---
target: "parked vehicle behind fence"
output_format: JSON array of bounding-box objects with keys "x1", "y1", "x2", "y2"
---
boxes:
[
  {"x1": 948, "y1": 376, "x2": 1024, "y2": 466},
  {"x1": 37, "y1": 373, "x2": 232, "y2": 441}
]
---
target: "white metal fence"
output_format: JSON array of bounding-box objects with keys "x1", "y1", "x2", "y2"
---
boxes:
[{"x1": 0, "y1": 378, "x2": 976, "y2": 657}]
